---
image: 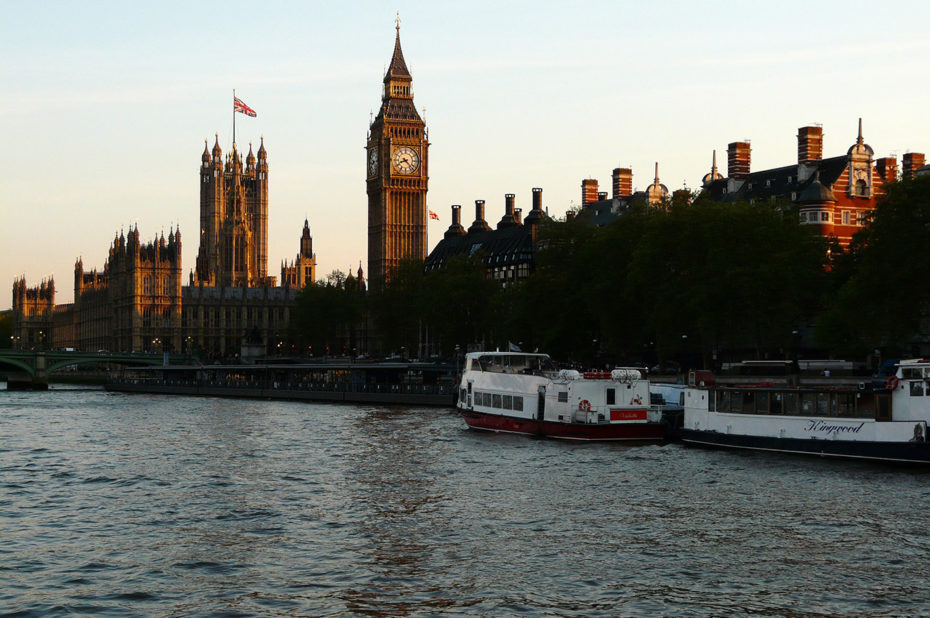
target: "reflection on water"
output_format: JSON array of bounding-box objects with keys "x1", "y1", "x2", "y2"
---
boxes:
[{"x1": 2, "y1": 388, "x2": 930, "y2": 615}]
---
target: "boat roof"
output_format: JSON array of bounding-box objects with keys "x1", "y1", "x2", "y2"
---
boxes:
[{"x1": 465, "y1": 351, "x2": 549, "y2": 359}]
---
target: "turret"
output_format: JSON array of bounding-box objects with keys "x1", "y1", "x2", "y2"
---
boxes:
[
  {"x1": 701, "y1": 151, "x2": 722, "y2": 187},
  {"x1": 212, "y1": 133, "x2": 223, "y2": 165},
  {"x1": 300, "y1": 218, "x2": 313, "y2": 258},
  {"x1": 246, "y1": 142, "x2": 256, "y2": 172},
  {"x1": 645, "y1": 162, "x2": 669, "y2": 206}
]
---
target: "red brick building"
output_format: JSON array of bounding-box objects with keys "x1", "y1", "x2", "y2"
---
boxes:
[{"x1": 700, "y1": 120, "x2": 925, "y2": 248}]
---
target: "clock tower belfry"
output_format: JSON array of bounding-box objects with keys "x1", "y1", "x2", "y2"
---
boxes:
[{"x1": 367, "y1": 18, "x2": 429, "y2": 288}]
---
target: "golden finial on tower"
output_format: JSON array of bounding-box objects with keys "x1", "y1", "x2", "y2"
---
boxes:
[{"x1": 395, "y1": 11, "x2": 401, "y2": 32}]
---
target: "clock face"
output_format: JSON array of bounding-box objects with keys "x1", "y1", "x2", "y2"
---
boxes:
[
  {"x1": 392, "y1": 146, "x2": 419, "y2": 174},
  {"x1": 368, "y1": 149, "x2": 378, "y2": 176}
]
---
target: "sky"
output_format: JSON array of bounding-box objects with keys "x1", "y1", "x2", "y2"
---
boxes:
[{"x1": 3, "y1": 0, "x2": 929, "y2": 309}]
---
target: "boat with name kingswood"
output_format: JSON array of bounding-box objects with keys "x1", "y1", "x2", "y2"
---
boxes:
[
  {"x1": 456, "y1": 351, "x2": 668, "y2": 441},
  {"x1": 678, "y1": 359, "x2": 930, "y2": 463}
]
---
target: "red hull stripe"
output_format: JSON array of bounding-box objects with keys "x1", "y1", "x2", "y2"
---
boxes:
[{"x1": 463, "y1": 411, "x2": 665, "y2": 441}]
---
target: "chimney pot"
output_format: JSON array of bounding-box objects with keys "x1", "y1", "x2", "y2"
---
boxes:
[
  {"x1": 903, "y1": 152, "x2": 926, "y2": 180},
  {"x1": 797, "y1": 126, "x2": 823, "y2": 165},
  {"x1": 581, "y1": 179, "x2": 598, "y2": 205},
  {"x1": 727, "y1": 141, "x2": 751, "y2": 179},
  {"x1": 876, "y1": 157, "x2": 898, "y2": 185}
]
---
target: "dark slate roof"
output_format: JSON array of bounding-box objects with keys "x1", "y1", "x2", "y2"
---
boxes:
[
  {"x1": 580, "y1": 198, "x2": 628, "y2": 226},
  {"x1": 374, "y1": 99, "x2": 421, "y2": 123},
  {"x1": 425, "y1": 224, "x2": 534, "y2": 271},
  {"x1": 700, "y1": 155, "x2": 848, "y2": 203},
  {"x1": 373, "y1": 30, "x2": 421, "y2": 124},
  {"x1": 386, "y1": 31, "x2": 410, "y2": 79},
  {"x1": 797, "y1": 173, "x2": 837, "y2": 203}
]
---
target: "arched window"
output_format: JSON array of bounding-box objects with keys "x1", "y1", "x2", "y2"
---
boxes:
[{"x1": 855, "y1": 179, "x2": 868, "y2": 196}]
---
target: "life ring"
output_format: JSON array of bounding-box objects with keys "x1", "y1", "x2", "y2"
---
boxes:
[
  {"x1": 886, "y1": 376, "x2": 900, "y2": 390},
  {"x1": 578, "y1": 399, "x2": 591, "y2": 412}
]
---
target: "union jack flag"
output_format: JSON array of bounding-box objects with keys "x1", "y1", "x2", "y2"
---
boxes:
[
  {"x1": 429, "y1": 210, "x2": 439, "y2": 220},
  {"x1": 234, "y1": 96, "x2": 256, "y2": 117}
]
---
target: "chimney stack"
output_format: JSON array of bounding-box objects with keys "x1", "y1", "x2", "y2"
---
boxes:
[
  {"x1": 445, "y1": 204, "x2": 466, "y2": 238},
  {"x1": 597, "y1": 191, "x2": 607, "y2": 201},
  {"x1": 468, "y1": 200, "x2": 492, "y2": 234},
  {"x1": 498, "y1": 194, "x2": 519, "y2": 229},
  {"x1": 612, "y1": 167, "x2": 633, "y2": 197},
  {"x1": 727, "y1": 141, "x2": 751, "y2": 178},
  {"x1": 903, "y1": 152, "x2": 926, "y2": 179},
  {"x1": 514, "y1": 208, "x2": 522, "y2": 225},
  {"x1": 525, "y1": 187, "x2": 545, "y2": 226},
  {"x1": 581, "y1": 179, "x2": 598, "y2": 205},
  {"x1": 797, "y1": 126, "x2": 823, "y2": 164},
  {"x1": 876, "y1": 157, "x2": 897, "y2": 185}
]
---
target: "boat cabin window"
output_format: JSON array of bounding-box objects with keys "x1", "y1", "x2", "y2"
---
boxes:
[
  {"x1": 817, "y1": 392, "x2": 831, "y2": 416},
  {"x1": 910, "y1": 381, "x2": 925, "y2": 397},
  {"x1": 902, "y1": 367, "x2": 922, "y2": 380},
  {"x1": 558, "y1": 391, "x2": 568, "y2": 403},
  {"x1": 770, "y1": 393, "x2": 783, "y2": 415},
  {"x1": 715, "y1": 388, "x2": 870, "y2": 418},
  {"x1": 513, "y1": 396, "x2": 524, "y2": 411},
  {"x1": 502, "y1": 395, "x2": 513, "y2": 410},
  {"x1": 607, "y1": 388, "x2": 616, "y2": 405},
  {"x1": 836, "y1": 393, "x2": 855, "y2": 416},
  {"x1": 784, "y1": 392, "x2": 799, "y2": 415},
  {"x1": 493, "y1": 394, "x2": 502, "y2": 408},
  {"x1": 755, "y1": 392, "x2": 770, "y2": 414}
]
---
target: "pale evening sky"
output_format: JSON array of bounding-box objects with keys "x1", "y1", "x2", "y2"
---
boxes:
[{"x1": 3, "y1": 0, "x2": 929, "y2": 309}]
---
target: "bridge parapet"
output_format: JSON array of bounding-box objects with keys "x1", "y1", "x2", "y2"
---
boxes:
[{"x1": 0, "y1": 350, "x2": 180, "y2": 390}]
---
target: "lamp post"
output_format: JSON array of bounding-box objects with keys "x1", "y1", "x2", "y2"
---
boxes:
[{"x1": 455, "y1": 344, "x2": 461, "y2": 377}]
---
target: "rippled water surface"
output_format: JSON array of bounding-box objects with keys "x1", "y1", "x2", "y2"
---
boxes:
[{"x1": 3, "y1": 387, "x2": 930, "y2": 616}]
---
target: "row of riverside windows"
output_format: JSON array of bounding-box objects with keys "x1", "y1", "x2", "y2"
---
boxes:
[
  {"x1": 474, "y1": 391, "x2": 524, "y2": 412},
  {"x1": 711, "y1": 389, "x2": 874, "y2": 419},
  {"x1": 799, "y1": 211, "x2": 868, "y2": 226}
]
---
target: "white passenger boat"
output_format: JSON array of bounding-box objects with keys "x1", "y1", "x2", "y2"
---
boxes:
[
  {"x1": 456, "y1": 351, "x2": 667, "y2": 441},
  {"x1": 679, "y1": 360, "x2": 930, "y2": 463}
]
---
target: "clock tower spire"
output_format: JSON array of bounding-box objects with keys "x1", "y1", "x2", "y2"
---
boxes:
[{"x1": 367, "y1": 17, "x2": 429, "y2": 288}]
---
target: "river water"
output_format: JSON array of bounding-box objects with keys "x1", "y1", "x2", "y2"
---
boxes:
[{"x1": 3, "y1": 386, "x2": 930, "y2": 616}]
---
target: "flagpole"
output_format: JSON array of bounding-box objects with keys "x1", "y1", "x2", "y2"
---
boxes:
[{"x1": 232, "y1": 88, "x2": 236, "y2": 147}]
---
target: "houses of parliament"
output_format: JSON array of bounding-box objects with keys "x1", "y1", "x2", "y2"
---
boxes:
[{"x1": 11, "y1": 24, "x2": 426, "y2": 355}]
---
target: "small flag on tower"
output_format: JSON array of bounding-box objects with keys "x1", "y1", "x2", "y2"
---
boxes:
[
  {"x1": 429, "y1": 210, "x2": 439, "y2": 220},
  {"x1": 234, "y1": 96, "x2": 257, "y2": 117}
]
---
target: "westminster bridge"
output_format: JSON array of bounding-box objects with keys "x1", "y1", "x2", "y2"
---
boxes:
[{"x1": 0, "y1": 350, "x2": 177, "y2": 390}]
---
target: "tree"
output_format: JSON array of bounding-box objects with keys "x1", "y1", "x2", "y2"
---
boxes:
[
  {"x1": 817, "y1": 175, "x2": 930, "y2": 356},
  {"x1": 420, "y1": 253, "x2": 500, "y2": 355},
  {"x1": 627, "y1": 199, "x2": 826, "y2": 366},
  {"x1": 292, "y1": 270, "x2": 366, "y2": 356}
]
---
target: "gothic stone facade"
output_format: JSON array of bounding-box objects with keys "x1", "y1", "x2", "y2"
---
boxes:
[{"x1": 367, "y1": 24, "x2": 429, "y2": 287}]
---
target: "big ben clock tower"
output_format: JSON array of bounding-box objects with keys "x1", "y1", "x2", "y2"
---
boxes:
[{"x1": 367, "y1": 18, "x2": 429, "y2": 287}]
